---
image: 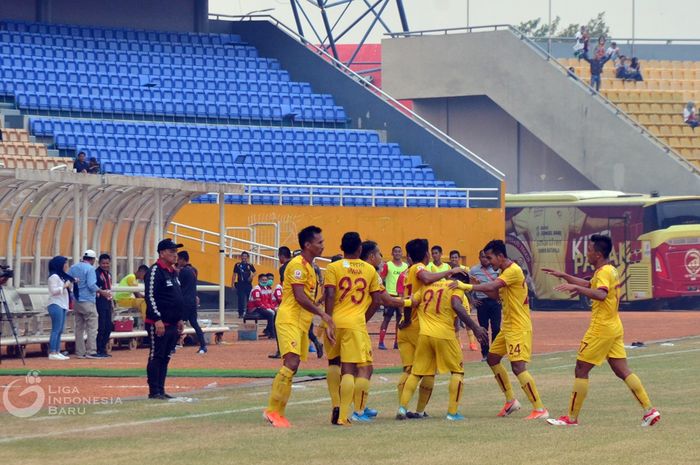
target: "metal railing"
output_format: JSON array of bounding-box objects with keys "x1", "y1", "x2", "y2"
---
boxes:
[
  {"x1": 385, "y1": 24, "x2": 700, "y2": 176},
  {"x1": 168, "y1": 221, "x2": 280, "y2": 264},
  {"x1": 208, "y1": 13, "x2": 505, "y2": 181},
  {"x1": 201, "y1": 183, "x2": 500, "y2": 208}
]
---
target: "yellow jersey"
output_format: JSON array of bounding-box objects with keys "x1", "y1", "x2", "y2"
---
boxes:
[
  {"x1": 427, "y1": 262, "x2": 451, "y2": 273},
  {"x1": 276, "y1": 255, "x2": 318, "y2": 330},
  {"x1": 588, "y1": 264, "x2": 623, "y2": 337},
  {"x1": 497, "y1": 262, "x2": 532, "y2": 333},
  {"x1": 403, "y1": 263, "x2": 428, "y2": 327},
  {"x1": 413, "y1": 280, "x2": 466, "y2": 339},
  {"x1": 324, "y1": 259, "x2": 383, "y2": 330}
]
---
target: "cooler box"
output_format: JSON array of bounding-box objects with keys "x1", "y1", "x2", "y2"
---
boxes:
[{"x1": 113, "y1": 317, "x2": 134, "y2": 332}]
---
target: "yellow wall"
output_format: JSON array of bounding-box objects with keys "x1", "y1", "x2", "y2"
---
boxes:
[{"x1": 173, "y1": 202, "x2": 505, "y2": 285}]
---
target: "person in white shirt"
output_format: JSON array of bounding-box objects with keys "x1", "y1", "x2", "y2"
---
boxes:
[
  {"x1": 47, "y1": 256, "x2": 75, "y2": 360},
  {"x1": 606, "y1": 41, "x2": 620, "y2": 65},
  {"x1": 684, "y1": 101, "x2": 698, "y2": 129}
]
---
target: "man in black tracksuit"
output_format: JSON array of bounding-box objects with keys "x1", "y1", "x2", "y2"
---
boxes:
[
  {"x1": 145, "y1": 238, "x2": 185, "y2": 399},
  {"x1": 177, "y1": 250, "x2": 207, "y2": 354}
]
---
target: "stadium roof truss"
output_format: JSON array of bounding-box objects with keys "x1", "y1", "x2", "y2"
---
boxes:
[{"x1": 0, "y1": 169, "x2": 239, "y2": 293}]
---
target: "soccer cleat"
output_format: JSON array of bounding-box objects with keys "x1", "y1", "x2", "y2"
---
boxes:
[
  {"x1": 393, "y1": 341, "x2": 399, "y2": 350},
  {"x1": 546, "y1": 415, "x2": 579, "y2": 426},
  {"x1": 263, "y1": 410, "x2": 291, "y2": 428},
  {"x1": 308, "y1": 344, "x2": 316, "y2": 353},
  {"x1": 378, "y1": 342, "x2": 387, "y2": 350},
  {"x1": 351, "y1": 412, "x2": 373, "y2": 422},
  {"x1": 525, "y1": 408, "x2": 549, "y2": 420},
  {"x1": 336, "y1": 417, "x2": 352, "y2": 427},
  {"x1": 406, "y1": 411, "x2": 428, "y2": 419},
  {"x1": 331, "y1": 407, "x2": 340, "y2": 425},
  {"x1": 469, "y1": 342, "x2": 479, "y2": 351},
  {"x1": 497, "y1": 399, "x2": 522, "y2": 417},
  {"x1": 363, "y1": 407, "x2": 378, "y2": 418},
  {"x1": 396, "y1": 406, "x2": 408, "y2": 420},
  {"x1": 641, "y1": 408, "x2": 661, "y2": 427},
  {"x1": 446, "y1": 413, "x2": 465, "y2": 421}
]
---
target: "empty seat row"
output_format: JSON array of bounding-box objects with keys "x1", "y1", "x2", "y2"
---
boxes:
[
  {"x1": 190, "y1": 192, "x2": 469, "y2": 208},
  {"x1": 0, "y1": 155, "x2": 66, "y2": 169},
  {"x1": 0, "y1": 30, "x2": 250, "y2": 57},
  {"x1": 0, "y1": 67, "x2": 312, "y2": 95},
  {"x1": 2, "y1": 54, "x2": 291, "y2": 83},
  {"x1": 0, "y1": 41, "x2": 270, "y2": 69},
  {"x1": 0, "y1": 143, "x2": 48, "y2": 157},
  {"x1": 31, "y1": 118, "x2": 378, "y2": 143},
  {"x1": 1, "y1": 128, "x2": 30, "y2": 142},
  {"x1": 16, "y1": 93, "x2": 347, "y2": 124},
  {"x1": 1, "y1": 20, "x2": 241, "y2": 46}
]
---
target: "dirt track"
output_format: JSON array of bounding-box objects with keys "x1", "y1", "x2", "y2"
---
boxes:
[{"x1": 1, "y1": 311, "x2": 698, "y2": 412}]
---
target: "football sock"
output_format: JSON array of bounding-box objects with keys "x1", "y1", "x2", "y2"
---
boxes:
[
  {"x1": 327, "y1": 364, "x2": 341, "y2": 408},
  {"x1": 397, "y1": 369, "x2": 410, "y2": 403},
  {"x1": 448, "y1": 373, "x2": 464, "y2": 415},
  {"x1": 400, "y1": 374, "x2": 421, "y2": 409},
  {"x1": 624, "y1": 373, "x2": 652, "y2": 409},
  {"x1": 467, "y1": 329, "x2": 477, "y2": 344},
  {"x1": 490, "y1": 363, "x2": 515, "y2": 401},
  {"x1": 268, "y1": 366, "x2": 294, "y2": 415},
  {"x1": 517, "y1": 371, "x2": 544, "y2": 410},
  {"x1": 339, "y1": 374, "x2": 355, "y2": 423},
  {"x1": 568, "y1": 377, "x2": 589, "y2": 420},
  {"x1": 354, "y1": 376, "x2": 370, "y2": 412},
  {"x1": 416, "y1": 375, "x2": 435, "y2": 413},
  {"x1": 379, "y1": 329, "x2": 387, "y2": 344}
]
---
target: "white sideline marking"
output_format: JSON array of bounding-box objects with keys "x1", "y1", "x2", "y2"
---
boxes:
[{"x1": 1, "y1": 347, "x2": 697, "y2": 444}]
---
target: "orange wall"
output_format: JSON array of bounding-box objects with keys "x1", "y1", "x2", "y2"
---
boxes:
[{"x1": 173, "y1": 202, "x2": 505, "y2": 285}]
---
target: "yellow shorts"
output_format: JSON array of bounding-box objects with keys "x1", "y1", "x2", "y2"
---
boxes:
[
  {"x1": 397, "y1": 325, "x2": 419, "y2": 367},
  {"x1": 577, "y1": 330, "x2": 626, "y2": 366},
  {"x1": 117, "y1": 298, "x2": 147, "y2": 320},
  {"x1": 490, "y1": 330, "x2": 532, "y2": 362},
  {"x1": 276, "y1": 322, "x2": 310, "y2": 361},
  {"x1": 412, "y1": 334, "x2": 464, "y2": 376},
  {"x1": 331, "y1": 328, "x2": 373, "y2": 364},
  {"x1": 323, "y1": 328, "x2": 339, "y2": 360}
]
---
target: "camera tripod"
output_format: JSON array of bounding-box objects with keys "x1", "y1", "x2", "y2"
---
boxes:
[{"x1": 0, "y1": 286, "x2": 26, "y2": 365}]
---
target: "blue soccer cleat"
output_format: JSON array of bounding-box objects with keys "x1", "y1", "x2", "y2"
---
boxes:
[
  {"x1": 363, "y1": 407, "x2": 378, "y2": 417},
  {"x1": 378, "y1": 342, "x2": 387, "y2": 350},
  {"x1": 446, "y1": 413, "x2": 465, "y2": 421},
  {"x1": 396, "y1": 406, "x2": 407, "y2": 420},
  {"x1": 308, "y1": 345, "x2": 316, "y2": 353},
  {"x1": 351, "y1": 411, "x2": 373, "y2": 422}
]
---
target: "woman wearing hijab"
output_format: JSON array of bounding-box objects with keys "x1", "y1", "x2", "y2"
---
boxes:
[{"x1": 47, "y1": 256, "x2": 75, "y2": 360}]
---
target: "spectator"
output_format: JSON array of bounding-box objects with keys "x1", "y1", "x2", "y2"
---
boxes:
[
  {"x1": 246, "y1": 275, "x2": 276, "y2": 339},
  {"x1": 176, "y1": 251, "x2": 207, "y2": 354},
  {"x1": 567, "y1": 66, "x2": 577, "y2": 79},
  {"x1": 47, "y1": 256, "x2": 75, "y2": 360},
  {"x1": 626, "y1": 57, "x2": 644, "y2": 81},
  {"x1": 469, "y1": 249, "x2": 502, "y2": 362},
  {"x1": 95, "y1": 253, "x2": 114, "y2": 358},
  {"x1": 684, "y1": 101, "x2": 699, "y2": 129},
  {"x1": 88, "y1": 157, "x2": 100, "y2": 174},
  {"x1": 581, "y1": 50, "x2": 611, "y2": 92},
  {"x1": 594, "y1": 36, "x2": 606, "y2": 59},
  {"x1": 232, "y1": 252, "x2": 256, "y2": 318},
  {"x1": 606, "y1": 41, "x2": 621, "y2": 65},
  {"x1": 115, "y1": 265, "x2": 149, "y2": 322},
  {"x1": 615, "y1": 56, "x2": 628, "y2": 79},
  {"x1": 73, "y1": 151, "x2": 89, "y2": 174},
  {"x1": 145, "y1": 238, "x2": 185, "y2": 400},
  {"x1": 69, "y1": 249, "x2": 100, "y2": 359},
  {"x1": 573, "y1": 26, "x2": 589, "y2": 60}
]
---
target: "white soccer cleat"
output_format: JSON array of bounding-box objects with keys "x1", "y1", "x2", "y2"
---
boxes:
[{"x1": 641, "y1": 408, "x2": 660, "y2": 427}]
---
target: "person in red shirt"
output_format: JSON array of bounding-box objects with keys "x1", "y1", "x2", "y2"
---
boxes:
[{"x1": 247, "y1": 275, "x2": 275, "y2": 338}]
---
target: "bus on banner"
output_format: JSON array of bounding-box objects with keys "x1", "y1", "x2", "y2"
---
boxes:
[{"x1": 505, "y1": 191, "x2": 700, "y2": 310}]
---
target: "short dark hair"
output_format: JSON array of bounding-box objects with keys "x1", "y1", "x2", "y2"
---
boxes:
[
  {"x1": 590, "y1": 234, "x2": 613, "y2": 258},
  {"x1": 431, "y1": 245, "x2": 442, "y2": 253},
  {"x1": 298, "y1": 225, "x2": 322, "y2": 250},
  {"x1": 266, "y1": 273, "x2": 274, "y2": 278},
  {"x1": 137, "y1": 265, "x2": 150, "y2": 274},
  {"x1": 330, "y1": 254, "x2": 343, "y2": 263},
  {"x1": 340, "y1": 232, "x2": 362, "y2": 254},
  {"x1": 98, "y1": 253, "x2": 111, "y2": 261},
  {"x1": 406, "y1": 239, "x2": 429, "y2": 264},
  {"x1": 483, "y1": 239, "x2": 507, "y2": 257},
  {"x1": 258, "y1": 274, "x2": 265, "y2": 280},
  {"x1": 453, "y1": 272, "x2": 470, "y2": 284},
  {"x1": 449, "y1": 250, "x2": 460, "y2": 258},
  {"x1": 177, "y1": 250, "x2": 189, "y2": 261},
  {"x1": 392, "y1": 245, "x2": 402, "y2": 252},
  {"x1": 241, "y1": 251, "x2": 249, "y2": 258},
  {"x1": 77, "y1": 151, "x2": 86, "y2": 157},
  {"x1": 360, "y1": 241, "x2": 378, "y2": 261},
  {"x1": 278, "y1": 246, "x2": 291, "y2": 259}
]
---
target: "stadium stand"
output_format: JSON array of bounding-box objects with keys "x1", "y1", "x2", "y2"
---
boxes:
[
  {"x1": 561, "y1": 58, "x2": 700, "y2": 169},
  {"x1": 0, "y1": 20, "x2": 469, "y2": 207},
  {"x1": 0, "y1": 128, "x2": 67, "y2": 169}
]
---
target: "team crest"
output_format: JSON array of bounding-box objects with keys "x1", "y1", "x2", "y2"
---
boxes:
[{"x1": 294, "y1": 269, "x2": 302, "y2": 279}]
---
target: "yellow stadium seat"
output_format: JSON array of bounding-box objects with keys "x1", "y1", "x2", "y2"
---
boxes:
[
  {"x1": 660, "y1": 114, "x2": 673, "y2": 124},
  {"x1": 683, "y1": 126, "x2": 695, "y2": 136},
  {"x1": 649, "y1": 114, "x2": 661, "y2": 124},
  {"x1": 659, "y1": 125, "x2": 672, "y2": 136}
]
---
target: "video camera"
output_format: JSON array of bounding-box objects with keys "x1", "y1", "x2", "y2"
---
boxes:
[{"x1": 0, "y1": 264, "x2": 13, "y2": 282}]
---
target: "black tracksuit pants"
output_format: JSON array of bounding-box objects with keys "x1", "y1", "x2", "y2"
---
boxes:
[
  {"x1": 146, "y1": 323, "x2": 179, "y2": 396},
  {"x1": 476, "y1": 298, "x2": 502, "y2": 358},
  {"x1": 96, "y1": 298, "x2": 113, "y2": 355}
]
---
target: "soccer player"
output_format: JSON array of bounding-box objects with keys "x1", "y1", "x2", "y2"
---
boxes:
[
  {"x1": 398, "y1": 274, "x2": 489, "y2": 420},
  {"x1": 324, "y1": 232, "x2": 383, "y2": 426},
  {"x1": 427, "y1": 245, "x2": 450, "y2": 272},
  {"x1": 398, "y1": 239, "x2": 463, "y2": 418},
  {"x1": 264, "y1": 226, "x2": 335, "y2": 428},
  {"x1": 452, "y1": 239, "x2": 549, "y2": 420},
  {"x1": 449, "y1": 249, "x2": 479, "y2": 352},
  {"x1": 378, "y1": 246, "x2": 408, "y2": 350},
  {"x1": 543, "y1": 234, "x2": 661, "y2": 427}
]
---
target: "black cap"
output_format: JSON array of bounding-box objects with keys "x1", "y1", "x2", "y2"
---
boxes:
[{"x1": 157, "y1": 238, "x2": 183, "y2": 252}]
